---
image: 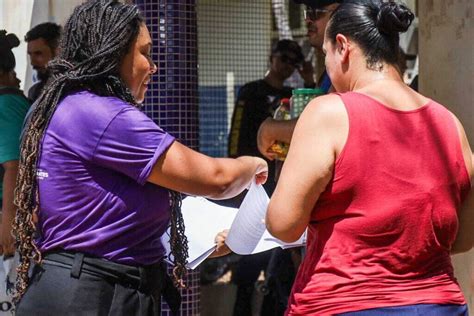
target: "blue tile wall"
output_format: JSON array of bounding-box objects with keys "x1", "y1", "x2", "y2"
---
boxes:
[{"x1": 134, "y1": 1, "x2": 200, "y2": 316}]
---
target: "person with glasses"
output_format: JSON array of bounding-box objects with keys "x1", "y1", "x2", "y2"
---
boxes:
[
  {"x1": 228, "y1": 39, "x2": 309, "y2": 196},
  {"x1": 257, "y1": 0, "x2": 343, "y2": 161},
  {"x1": 266, "y1": 1, "x2": 472, "y2": 315},
  {"x1": 227, "y1": 39, "x2": 310, "y2": 316}
]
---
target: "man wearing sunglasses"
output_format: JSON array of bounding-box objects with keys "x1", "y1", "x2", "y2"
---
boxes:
[
  {"x1": 228, "y1": 39, "x2": 309, "y2": 195},
  {"x1": 257, "y1": 0, "x2": 343, "y2": 160}
]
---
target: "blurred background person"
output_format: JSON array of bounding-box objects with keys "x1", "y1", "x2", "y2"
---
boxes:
[
  {"x1": 266, "y1": 1, "x2": 472, "y2": 315},
  {"x1": 0, "y1": 30, "x2": 30, "y2": 258},
  {"x1": 228, "y1": 39, "x2": 307, "y2": 195},
  {"x1": 294, "y1": 0, "x2": 343, "y2": 92},
  {"x1": 25, "y1": 22, "x2": 61, "y2": 103},
  {"x1": 257, "y1": 0, "x2": 343, "y2": 161},
  {"x1": 227, "y1": 39, "x2": 308, "y2": 316}
]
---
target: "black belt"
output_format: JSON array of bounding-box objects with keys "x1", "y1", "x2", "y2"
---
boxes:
[{"x1": 43, "y1": 251, "x2": 181, "y2": 315}]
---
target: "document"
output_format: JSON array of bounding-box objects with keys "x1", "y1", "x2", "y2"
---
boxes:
[
  {"x1": 225, "y1": 181, "x2": 269, "y2": 255},
  {"x1": 161, "y1": 196, "x2": 238, "y2": 269},
  {"x1": 162, "y1": 182, "x2": 306, "y2": 269}
]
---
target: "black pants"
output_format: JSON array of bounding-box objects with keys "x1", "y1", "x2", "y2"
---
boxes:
[{"x1": 16, "y1": 251, "x2": 180, "y2": 316}]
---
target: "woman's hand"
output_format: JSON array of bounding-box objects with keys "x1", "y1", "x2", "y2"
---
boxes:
[
  {"x1": 208, "y1": 229, "x2": 231, "y2": 258},
  {"x1": 257, "y1": 118, "x2": 297, "y2": 160},
  {"x1": 253, "y1": 157, "x2": 268, "y2": 185},
  {"x1": 257, "y1": 118, "x2": 278, "y2": 161}
]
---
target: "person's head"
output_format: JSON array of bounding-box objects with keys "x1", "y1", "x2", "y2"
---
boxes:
[
  {"x1": 269, "y1": 39, "x2": 304, "y2": 81},
  {"x1": 14, "y1": 0, "x2": 168, "y2": 301},
  {"x1": 294, "y1": 0, "x2": 343, "y2": 49},
  {"x1": 323, "y1": 0, "x2": 414, "y2": 91},
  {"x1": 25, "y1": 22, "x2": 61, "y2": 79},
  {"x1": 0, "y1": 30, "x2": 21, "y2": 89}
]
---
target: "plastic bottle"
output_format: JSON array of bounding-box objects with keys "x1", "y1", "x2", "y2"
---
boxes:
[
  {"x1": 269, "y1": 98, "x2": 291, "y2": 161},
  {"x1": 290, "y1": 88, "x2": 325, "y2": 118}
]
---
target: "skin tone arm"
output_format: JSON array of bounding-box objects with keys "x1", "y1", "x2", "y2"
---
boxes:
[
  {"x1": 1, "y1": 160, "x2": 18, "y2": 256},
  {"x1": 451, "y1": 116, "x2": 473, "y2": 254},
  {"x1": 148, "y1": 141, "x2": 268, "y2": 200},
  {"x1": 266, "y1": 95, "x2": 348, "y2": 242},
  {"x1": 257, "y1": 118, "x2": 298, "y2": 160}
]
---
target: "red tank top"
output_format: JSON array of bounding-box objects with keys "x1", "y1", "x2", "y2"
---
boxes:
[{"x1": 287, "y1": 92, "x2": 471, "y2": 315}]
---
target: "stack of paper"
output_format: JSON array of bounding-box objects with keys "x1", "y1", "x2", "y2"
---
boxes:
[{"x1": 162, "y1": 182, "x2": 306, "y2": 269}]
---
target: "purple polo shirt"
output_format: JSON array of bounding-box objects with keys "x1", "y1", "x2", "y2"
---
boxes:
[{"x1": 36, "y1": 91, "x2": 175, "y2": 265}]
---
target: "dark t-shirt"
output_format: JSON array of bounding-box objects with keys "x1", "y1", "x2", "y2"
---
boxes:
[
  {"x1": 228, "y1": 79, "x2": 292, "y2": 194},
  {"x1": 27, "y1": 80, "x2": 46, "y2": 103}
]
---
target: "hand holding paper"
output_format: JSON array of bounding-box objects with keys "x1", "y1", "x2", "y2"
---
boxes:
[{"x1": 162, "y1": 182, "x2": 306, "y2": 269}]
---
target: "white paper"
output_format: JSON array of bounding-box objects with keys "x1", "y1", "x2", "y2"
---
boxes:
[
  {"x1": 161, "y1": 196, "x2": 237, "y2": 269},
  {"x1": 226, "y1": 181, "x2": 270, "y2": 254},
  {"x1": 162, "y1": 183, "x2": 306, "y2": 269}
]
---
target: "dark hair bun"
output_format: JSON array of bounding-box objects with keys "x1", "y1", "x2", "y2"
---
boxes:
[
  {"x1": 376, "y1": 2, "x2": 414, "y2": 36},
  {"x1": 0, "y1": 30, "x2": 20, "y2": 50}
]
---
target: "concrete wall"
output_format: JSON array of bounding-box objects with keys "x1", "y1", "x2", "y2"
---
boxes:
[{"x1": 419, "y1": 0, "x2": 474, "y2": 311}]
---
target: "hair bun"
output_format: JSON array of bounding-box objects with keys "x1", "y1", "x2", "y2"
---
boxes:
[
  {"x1": 376, "y1": 2, "x2": 414, "y2": 36},
  {"x1": 0, "y1": 30, "x2": 20, "y2": 50},
  {"x1": 6, "y1": 33, "x2": 20, "y2": 49}
]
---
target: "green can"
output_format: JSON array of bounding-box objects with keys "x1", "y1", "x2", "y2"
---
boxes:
[{"x1": 290, "y1": 88, "x2": 325, "y2": 118}]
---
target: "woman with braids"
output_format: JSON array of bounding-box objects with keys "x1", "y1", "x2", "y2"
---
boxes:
[
  {"x1": 266, "y1": 1, "x2": 472, "y2": 315},
  {"x1": 14, "y1": 1, "x2": 267, "y2": 315}
]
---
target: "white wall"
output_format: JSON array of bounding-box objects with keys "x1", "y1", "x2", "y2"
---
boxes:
[{"x1": 419, "y1": 0, "x2": 474, "y2": 311}]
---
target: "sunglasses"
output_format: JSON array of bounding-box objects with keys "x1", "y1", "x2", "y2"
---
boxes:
[{"x1": 304, "y1": 7, "x2": 333, "y2": 21}]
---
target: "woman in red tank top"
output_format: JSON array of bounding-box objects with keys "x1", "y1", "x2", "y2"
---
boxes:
[{"x1": 265, "y1": 1, "x2": 473, "y2": 315}]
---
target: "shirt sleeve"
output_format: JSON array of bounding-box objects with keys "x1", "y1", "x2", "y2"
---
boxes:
[
  {"x1": 92, "y1": 107, "x2": 175, "y2": 185},
  {"x1": 0, "y1": 95, "x2": 29, "y2": 164}
]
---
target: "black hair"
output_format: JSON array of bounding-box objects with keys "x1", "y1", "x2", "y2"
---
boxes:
[
  {"x1": 0, "y1": 30, "x2": 20, "y2": 73},
  {"x1": 326, "y1": 0, "x2": 414, "y2": 70},
  {"x1": 14, "y1": 0, "x2": 188, "y2": 301},
  {"x1": 24, "y1": 22, "x2": 62, "y2": 52},
  {"x1": 271, "y1": 39, "x2": 304, "y2": 63},
  {"x1": 293, "y1": 0, "x2": 343, "y2": 9}
]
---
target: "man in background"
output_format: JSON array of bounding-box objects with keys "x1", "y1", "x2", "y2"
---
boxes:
[
  {"x1": 257, "y1": 0, "x2": 343, "y2": 159},
  {"x1": 25, "y1": 22, "x2": 61, "y2": 102},
  {"x1": 228, "y1": 39, "x2": 312, "y2": 316}
]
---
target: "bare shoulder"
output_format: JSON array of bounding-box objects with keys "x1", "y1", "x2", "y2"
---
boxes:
[
  {"x1": 298, "y1": 93, "x2": 347, "y2": 129},
  {"x1": 304, "y1": 93, "x2": 345, "y2": 114}
]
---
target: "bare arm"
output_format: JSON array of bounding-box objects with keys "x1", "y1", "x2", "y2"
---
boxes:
[
  {"x1": 451, "y1": 115, "x2": 474, "y2": 254},
  {"x1": 1, "y1": 160, "x2": 18, "y2": 255},
  {"x1": 451, "y1": 115, "x2": 473, "y2": 254},
  {"x1": 147, "y1": 141, "x2": 268, "y2": 200},
  {"x1": 257, "y1": 118, "x2": 298, "y2": 160},
  {"x1": 266, "y1": 95, "x2": 348, "y2": 242},
  {"x1": 453, "y1": 186, "x2": 474, "y2": 254}
]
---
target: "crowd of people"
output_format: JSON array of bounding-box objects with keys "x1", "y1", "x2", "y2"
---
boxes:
[{"x1": 0, "y1": 0, "x2": 472, "y2": 315}]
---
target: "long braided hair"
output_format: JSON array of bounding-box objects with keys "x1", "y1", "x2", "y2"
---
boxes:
[{"x1": 13, "y1": 0, "x2": 188, "y2": 300}]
